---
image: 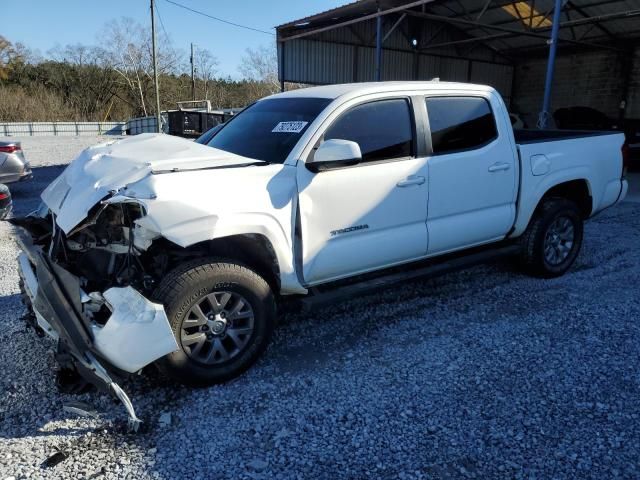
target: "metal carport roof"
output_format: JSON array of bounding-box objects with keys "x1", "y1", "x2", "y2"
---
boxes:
[
  {"x1": 276, "y1": 0, "x2": 640, "y2": 127},
  {"x1": 277, "y1": 0, "x2": 640, "y2": 53}
]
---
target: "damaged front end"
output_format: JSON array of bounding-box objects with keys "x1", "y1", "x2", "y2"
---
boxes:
[{"x1": 14, "y1": 200, "x2": 179, "y2": 431}]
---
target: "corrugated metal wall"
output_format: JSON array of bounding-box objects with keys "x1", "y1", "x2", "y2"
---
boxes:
[
  {"x1": 279, "y1": 17, "x2": 514, "y2": 103},
  {"x1": 283, "y1": 40, "x2": 355, "y2": 84}
]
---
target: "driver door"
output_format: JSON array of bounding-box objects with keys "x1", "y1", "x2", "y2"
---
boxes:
[{"x1": 296, "y1": 97, "x2": 429, "y2": 285}]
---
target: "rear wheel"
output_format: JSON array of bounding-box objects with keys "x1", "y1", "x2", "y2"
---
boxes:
[
  {"x1": 153, "y1": 259, "x2": 276, "y2": 386},
  {"x1": 520, "y1": 198, "x2": 583, "y2": 278}
]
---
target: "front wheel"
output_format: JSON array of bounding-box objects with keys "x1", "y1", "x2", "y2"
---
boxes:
[
  {"x1": 153, "y1": 259, "x2": 276, "y2": 386},
  {"x1": 520, "y1": 198, "x2": 584, "y2": 278}
]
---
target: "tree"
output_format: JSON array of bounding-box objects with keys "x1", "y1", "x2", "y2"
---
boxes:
[
  {"x1": 195, "y1": 47, "x2": 219, "y2": 102},
  {"x1": 43, "y1": 44, "x2": 121, "y2": 120},
  {"x1": 0, "y1": 26, "x2": 294, "y2": 122},
  {"x1": 238, "y1": 44, "x2": 280, "y2": 97},
  {"x1": 99, "y1": 17, "x2": 184, "y2": 117},
  {"x1": 49, "y1": 43, "x2": 95, "y2": 66},
  {"x1": 0, "y1": 36, "x2": 21, "y2": 81},
  {"x1": 12, "y1": 42, "x2": 41, "y2": 65}
]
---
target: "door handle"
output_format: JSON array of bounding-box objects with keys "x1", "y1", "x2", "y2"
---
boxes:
[
  {"x1": 397, "y1": 175, "x2": 425, "y2": 187},
  {"x1": 488, "y1": 162, "x2": 511, "y2": 172}
]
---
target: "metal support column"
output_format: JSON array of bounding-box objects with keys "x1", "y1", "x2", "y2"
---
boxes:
[
  {"x1": 537, "y1": 0, "x2": 565, "y2": 129},
  {"x1": 279, "y1": 41, "x2": 286, "y2": 92},
  {"x1": 375, "y1": 7, "x2": 383, "y2": 81}
]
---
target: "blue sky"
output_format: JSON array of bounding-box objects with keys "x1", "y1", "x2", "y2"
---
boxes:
[{"x1": 1, "y1": 0, "x2": 346, "y2": 77}]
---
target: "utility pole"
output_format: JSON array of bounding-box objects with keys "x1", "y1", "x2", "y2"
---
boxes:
[
  {"x1": 190, "y1": 43, "x2": 196, "y2": 101},
  {"x1": 151, "y1": 0, "x2": 162, "y2": 133}
]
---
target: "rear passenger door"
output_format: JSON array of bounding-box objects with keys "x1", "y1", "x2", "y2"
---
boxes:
[{"x1": 424, "y1": 95, "x2": 518, "y2": 254}]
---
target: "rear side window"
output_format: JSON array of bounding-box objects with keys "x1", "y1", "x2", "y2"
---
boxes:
[
  {"x1": 425, "y1": 97, "x2": 497, "y2": 154},
  {"x1": 325, "y1": 98, "x2": 413, "y2": 162}
]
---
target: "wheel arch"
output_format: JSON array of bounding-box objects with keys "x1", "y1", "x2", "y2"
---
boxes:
[
  {"x1": 538, "y1": 179, "x2": 593, "y2": 218},
  {"x1": 136, "y1": 211, "x2": 307, "y2": 295},
  {"x1": 150, "y1": 233, "x2": 284, "y2": 295},
  {"x1": 513, "y1": 177, "x2": 593, "y2": 237},
  {"x1": 197, "y1": 234, "x2": 282, "y2": 294}
]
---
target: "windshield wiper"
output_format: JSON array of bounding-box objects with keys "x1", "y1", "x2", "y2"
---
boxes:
[{"x1": 153, "y1": 160, "x2": 268, "y2": 174}]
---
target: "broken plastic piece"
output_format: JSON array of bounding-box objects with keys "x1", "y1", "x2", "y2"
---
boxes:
[
  {"x1": 41, "y1": 448, "x2": 68, "y2": 469},
  {"x1": 90, "y1": 286, "x2": 178, "y2": 373},
  {"x1": 82, "y1": 352, "x2": 142, "y2": 432},
  {"x1": 63, "y1": 401, "x2": 100, "y2": 419},
  {"x1": 111, "y1": 383, "x2": 142, "y2": 432}
]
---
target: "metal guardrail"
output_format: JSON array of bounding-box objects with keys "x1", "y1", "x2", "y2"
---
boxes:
[{"x1": 0, "y1": 122, "x2": 126, "y2": 137}]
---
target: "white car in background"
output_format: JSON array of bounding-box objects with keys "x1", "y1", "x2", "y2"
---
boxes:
[{"x1": 0, "y1": 141, "x2": 32, "y2": 184}]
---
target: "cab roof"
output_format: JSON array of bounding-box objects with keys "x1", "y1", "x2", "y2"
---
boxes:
[{"x1": 266, "y1": 81, "x2": 495, "y2": 102}]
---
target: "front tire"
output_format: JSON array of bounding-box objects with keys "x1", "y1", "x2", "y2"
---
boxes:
[
  {"x1": 520, "y1": 198, "x2": 583, "y2": 278},
  {"x1": 153, "y1": 259, "x2": 276, "y2": 386}
]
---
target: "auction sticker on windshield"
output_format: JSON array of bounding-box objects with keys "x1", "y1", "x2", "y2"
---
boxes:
[{"x1": 272, "y1": 121, "x2": 308, "y2": 133}]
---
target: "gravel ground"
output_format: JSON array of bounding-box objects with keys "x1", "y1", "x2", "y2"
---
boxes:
[{"x1": 1, "y1": 137, "x2": 639, "y2": 479}]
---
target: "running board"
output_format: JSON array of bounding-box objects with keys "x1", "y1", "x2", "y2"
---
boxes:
[{"x1": 300, "y1": 244, "x2": 521, "y2": 311}]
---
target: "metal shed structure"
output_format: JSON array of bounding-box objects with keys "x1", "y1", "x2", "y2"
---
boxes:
[{"x1": 276, "y1": 0, "x2": 640, "y2": 126}]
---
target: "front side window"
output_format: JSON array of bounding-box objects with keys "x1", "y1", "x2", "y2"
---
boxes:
[
  {"x1": 426, "y1": 97, "x2": 497, "y2": 154},
  {"x1": 324, "y1": 98, "x2": 414, "y2": 163},
  {"x1": 207, "y1": 97, "x2": 331, "y2": 163}
]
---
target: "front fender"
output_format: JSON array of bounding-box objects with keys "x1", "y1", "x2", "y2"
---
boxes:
[
  {"x1": 117, "y1": 163, "x2": 305, "y2": 294},
  {"x1": 135, "y1": 211, "x2": 306, "y2": 295}
]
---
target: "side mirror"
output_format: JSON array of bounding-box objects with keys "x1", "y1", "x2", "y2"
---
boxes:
[{"x1": 307, "y1": 139, "x2": 362, "y2": 172}]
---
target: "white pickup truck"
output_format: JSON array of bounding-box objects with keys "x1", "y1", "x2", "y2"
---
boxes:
[{"x1": 14, "y1": 82, "x2": 628, "y2": 427}]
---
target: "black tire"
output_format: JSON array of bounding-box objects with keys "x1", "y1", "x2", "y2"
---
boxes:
[
  {"x1": 520, "y1": 197, "x2": 583, "y2": 278},
  {"x1": 152, "y1": 259, "x2": 276, "y2": 387}
]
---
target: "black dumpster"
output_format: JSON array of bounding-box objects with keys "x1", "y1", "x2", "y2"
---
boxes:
[{"x1": 168, "y1": 111, "x2": 227, "y2": 138}]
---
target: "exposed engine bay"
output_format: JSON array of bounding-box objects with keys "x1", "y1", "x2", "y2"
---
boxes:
[
  {"x1": 40, "y1": 203, "x2": 157, "y2": 298},
  {"x1": 14, "y1": 202, "x2": 189, "y2": 430},
  {"x1": 21, "y1": 201, "x2": 209, "y2": 323}
]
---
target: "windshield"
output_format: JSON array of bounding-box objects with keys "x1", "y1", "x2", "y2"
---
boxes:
[
  {"x1": 195, "y1": 124, "x2": 223, "y2": 144},
  {"x1": 206, "y1": 97, "x2": 331, "y2": 163}
]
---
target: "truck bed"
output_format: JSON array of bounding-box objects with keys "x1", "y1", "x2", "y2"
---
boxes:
[
  {"x1": 511, "y1": 127, "x2": 626, "y2": 238},
  {"x1": 513, "y1": 129, "x2": 617, "y2": 144}
]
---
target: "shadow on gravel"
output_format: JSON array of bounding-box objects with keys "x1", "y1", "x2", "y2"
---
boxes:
[
  {"x1": 6, "y1": 165, "x2": 65, "y2": 216},
  {"x1": 271, "y1": 257, "x2": 522, "y2": 374}
]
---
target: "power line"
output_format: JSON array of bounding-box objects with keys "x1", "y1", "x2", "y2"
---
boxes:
[
  {"x1": 154, "y1": 0, "x2": 171, "y2": 43},
  {"x1": 164, "y1": 0, "x2": 275, "y2": 36}
]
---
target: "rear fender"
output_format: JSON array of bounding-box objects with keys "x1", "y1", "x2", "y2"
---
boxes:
[{"x1": 512, "y1": 166, "x2": 593, "y2": 237}]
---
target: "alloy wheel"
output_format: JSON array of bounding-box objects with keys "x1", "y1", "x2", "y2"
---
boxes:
[
  {"x1": 180, "y1": 291, "x2": 255, "y2": 365},
  {"x1": 543, "y1": 216, "x2": 575, "y2": 266}
]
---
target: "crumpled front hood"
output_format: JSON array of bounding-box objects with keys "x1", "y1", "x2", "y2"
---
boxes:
[{"x1": 41, "y1": 133, "x2": 261, "y2": 233}]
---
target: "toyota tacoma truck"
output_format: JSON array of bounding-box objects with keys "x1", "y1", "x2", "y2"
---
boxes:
[{"x1": 12, "y1": 82, "x2": 628, "y2": 427}]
